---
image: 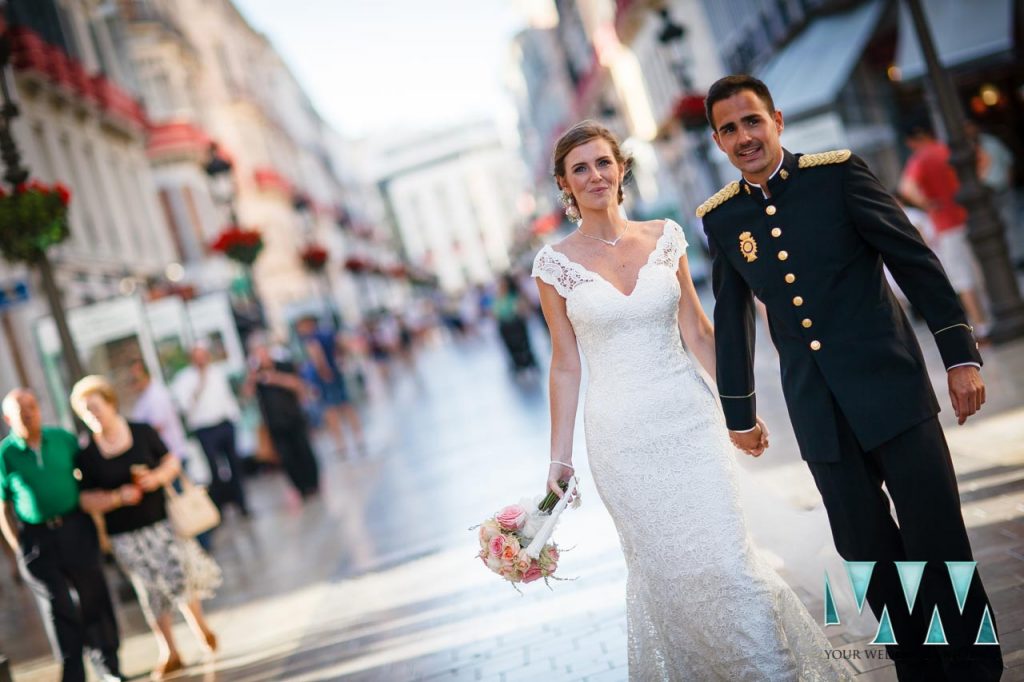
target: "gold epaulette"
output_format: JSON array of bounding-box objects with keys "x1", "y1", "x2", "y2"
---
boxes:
[
  {"x1": 695, "y1": 181, "x2": 740, "y2": 218},
  {"x1": 798, "y1": 149, "x2": 852, "y2": 168}
]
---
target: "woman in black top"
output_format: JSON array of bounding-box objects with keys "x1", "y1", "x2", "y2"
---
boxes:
[
  {"x1": 73, "y1": 376, "x2": 221, "y2": 680},
  {"x1": 243, "y1": 336, "x2": 320, "y2": 498}
]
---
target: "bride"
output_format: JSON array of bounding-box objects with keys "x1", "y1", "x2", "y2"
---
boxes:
[{"x1": 532, "y1": 120, "x2": 848, "y2": 681}]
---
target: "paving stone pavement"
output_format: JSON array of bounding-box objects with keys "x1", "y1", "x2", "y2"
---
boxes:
[{"x1": 3, "y1": 312, "x2": 1023, "y2": 681}]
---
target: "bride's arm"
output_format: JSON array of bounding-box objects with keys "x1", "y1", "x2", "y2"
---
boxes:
[
  {"x1": 536, "y1": 279, "x2": 582, "y2": 497},
  {"x1": 676, "y1": 254, "x2": 717, "y2": 379}
]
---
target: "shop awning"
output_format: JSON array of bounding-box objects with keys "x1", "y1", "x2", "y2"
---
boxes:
[
  {"x1": 756, "y1": 0, "x2": 884, "y2": 121},
  {"x1": 896, "y1": 0, "x2": 1014, "y2": 80}
]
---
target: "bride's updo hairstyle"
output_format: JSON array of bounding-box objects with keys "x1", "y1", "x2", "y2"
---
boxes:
[{"x1": 552, "y1": 120, "x2": 633, "y2": 204}]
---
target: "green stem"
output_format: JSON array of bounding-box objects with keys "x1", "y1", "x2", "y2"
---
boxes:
[{"x1": 538, "y1": 480, "x2": 568, "y2": 513}]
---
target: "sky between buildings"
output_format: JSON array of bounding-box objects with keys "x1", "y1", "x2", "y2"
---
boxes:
[{"x1": 233, "y1": 0, "x2": 532, "y2": 139}]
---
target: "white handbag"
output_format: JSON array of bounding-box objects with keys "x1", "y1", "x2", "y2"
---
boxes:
[{"x1": 164, "y1": 474, "x2": 220, "y2": 538}]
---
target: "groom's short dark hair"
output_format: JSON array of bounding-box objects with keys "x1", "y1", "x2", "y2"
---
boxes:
[{"x1": 705, "y1": 75, "x2": 776, "y2": 129}]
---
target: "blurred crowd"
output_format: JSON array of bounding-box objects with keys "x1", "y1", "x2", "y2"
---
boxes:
[{"x1": 0, "y1": 298, "x2": 454, "y2": 681}]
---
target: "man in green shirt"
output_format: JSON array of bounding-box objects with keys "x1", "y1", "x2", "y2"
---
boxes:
[{"x1": 1, "y1": 388, "x2": 121, "y2": 682}]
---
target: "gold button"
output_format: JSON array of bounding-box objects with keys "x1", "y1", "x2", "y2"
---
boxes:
[
  {"x1": 766, "y1": 205, "x2": 777, "y2": 216},
  {"x1": 802, "y1": 318, "x2": 813, "y2": 328},
  {"x1": 793, "y1": 296, "x2": 804, "y2": 306},
  {"x1": 777, "y1": 251, "x2": 789, "y2": 261},
  {"x1": 784, "y1": 273, "x2": 796, "y2": 284},
  {"x1": 771, "y1": 228, "x2": 782, "y2": 238},
  {"x1": 810, "y1": 340, "x2": 821, "y2": 351}
]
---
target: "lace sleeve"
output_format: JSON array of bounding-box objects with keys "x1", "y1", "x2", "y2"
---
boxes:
[
  {"x1": 651, "y1": 219, "x2": 689, "y2": 270},
  {"x1": 531, "y1": 247, "x2": 591, "y2": 299}
]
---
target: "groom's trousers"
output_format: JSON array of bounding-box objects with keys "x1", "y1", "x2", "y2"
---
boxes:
[{"x1": 806, "y1": 411, "x2": 1003, "y2": 682}]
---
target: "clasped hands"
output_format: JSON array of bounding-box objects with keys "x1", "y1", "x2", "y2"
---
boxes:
[{"x1": 729, "y1": 416, "x2": 770, "y2": 457}]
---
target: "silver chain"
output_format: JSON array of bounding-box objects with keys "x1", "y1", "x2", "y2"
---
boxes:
[{"x1": 576, "y1": 221, "x2": 629, "y2": 247}]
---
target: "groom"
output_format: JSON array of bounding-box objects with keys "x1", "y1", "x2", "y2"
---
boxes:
[{"x1": 698, "y1": 75, "x2": 1002, "y2": 681}]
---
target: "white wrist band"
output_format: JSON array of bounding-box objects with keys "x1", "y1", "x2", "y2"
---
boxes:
[{"x1": 550, "y1": 461, "x2": 574, "y2": 470}]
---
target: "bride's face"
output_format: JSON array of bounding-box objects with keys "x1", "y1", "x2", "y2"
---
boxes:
[{"x1": 560, "y1": 139, "x2": 624, "y2": 214}]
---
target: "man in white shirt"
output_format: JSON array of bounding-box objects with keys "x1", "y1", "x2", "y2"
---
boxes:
[
  {"x1": 170, "y1": 345, "x2": 250, "y2": 517},
  {"x1": 130, "y1": 361, "x2": 188, "y2": 461}
]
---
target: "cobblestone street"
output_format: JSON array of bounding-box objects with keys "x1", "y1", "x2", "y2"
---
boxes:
[{"x1": 4, "y1": 312, "x2": 1024, "y2": 681}]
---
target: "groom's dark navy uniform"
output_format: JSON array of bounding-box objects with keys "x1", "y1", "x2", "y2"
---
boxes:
[{"x1": 700, "y1": 148, "x2": 1002, "y2": 680}]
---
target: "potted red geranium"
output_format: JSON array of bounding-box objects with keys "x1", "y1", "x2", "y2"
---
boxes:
[
  {"x1": 300, "y1": 242, "x2": 329, "y2": 272},
  {"x1": 0, "y1": 180, "x2": 72, "y2": 263},
  {"x1": 210, "y1": 225, "x2": 263, "y2": 265}
]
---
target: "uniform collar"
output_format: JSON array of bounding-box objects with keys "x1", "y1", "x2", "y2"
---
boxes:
[{"x1": 739, "y1": 148, "x2": 797, "y2": 199}]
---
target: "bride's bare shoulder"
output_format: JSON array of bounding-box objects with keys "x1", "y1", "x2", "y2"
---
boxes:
[
  {"x1": 548, "y1": 230, "x2": 583, "y2": 257},
  {"x1": 635, "y1": 219, "x2": 670, "y2": 240}
]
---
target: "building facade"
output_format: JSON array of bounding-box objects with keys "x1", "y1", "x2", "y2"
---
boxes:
[{"x1": 371, "y1": 122, "x2": 526, "y2": 293}]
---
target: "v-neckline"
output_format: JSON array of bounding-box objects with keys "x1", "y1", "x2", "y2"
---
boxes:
[{"x1": 549, "y1": 221, "x2": 672, "y2": 298}]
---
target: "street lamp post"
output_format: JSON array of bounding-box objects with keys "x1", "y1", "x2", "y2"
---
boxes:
[
  {"x1": 204, "y1": 143, "x2": 266, "y2": 334},
  {"x1": 904, "y1": 0, "x2": 1024, "y2": 343},
  {"x1": 0, "y1": 18, "x2": 85, "y2": 382},
  {"x1": 656, "y1": 8, "x2": 723, "y2": 193}
]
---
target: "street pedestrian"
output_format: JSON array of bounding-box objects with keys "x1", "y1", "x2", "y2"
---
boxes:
[
  {"x1": 243, "y1": 335, "x2": 320, "y2": 498},
  {"x1": 130, "y1": 360, "x2": 214, "y2": 549},
  {"x1": 72, "y1": 376, "x2": 221, "y2": 681},
  {"x1": 129, "y1": 360, "x2": 189, "y2": 462},
  {"x1": 296, "y1": 316, "x2": 365, "y2": 456},
  {"x1": 702, "y1": 74, "x2": 1002, "y2": 680},
  {"x1": 493, "y1": 273, "x2": 538, "y2": 374},
  {"x1": 532, "y1": 119, "x2": 842, "y2": 680},
  {"x1": 0, "y1": 388, "x2": 122, "y2": 682},
  {"x1": 170, "y1": 344, "x2": 250, "y2": 517},
  {"x1": 966, "y1": 119, "x2": 1019, "y2": 265},
  {"x1": 900, "y1": 120, "x2": 989, "y2": 340}
]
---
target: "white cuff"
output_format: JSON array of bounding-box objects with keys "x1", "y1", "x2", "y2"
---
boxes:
[
  {"x1": 946, "y1": 362, "x2": 981, "y2": 371},
  {"x1": 732, "y1": 425, "x2": 758, "y2": 433}
]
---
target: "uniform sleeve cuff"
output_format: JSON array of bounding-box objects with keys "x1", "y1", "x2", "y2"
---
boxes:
[
  {"x1": 721, "y1": 395, "x2": 756, "y2": 432},
  {"x1": 934, "y1": 324, "x2": 983, "y2": 369}
]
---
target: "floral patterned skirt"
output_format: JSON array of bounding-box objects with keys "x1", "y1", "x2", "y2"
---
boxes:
[{"x1": 110, "y1": 519, "x2": 222, "y2": 618}]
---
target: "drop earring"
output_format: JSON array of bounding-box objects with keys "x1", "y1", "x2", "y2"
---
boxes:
[{"x1": 560, "y1": 189, "x2": 581, "y2": 223}]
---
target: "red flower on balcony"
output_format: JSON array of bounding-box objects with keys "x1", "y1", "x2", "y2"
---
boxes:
[
  {"x1": 343, "y1": 255, "x2": 368, "y2": 274},
  {"x1": 300, "y1": 243, "x2": 329, "y2": 272},
  {"x1": 0, "y1": 180, "x2": 73, "y2": 263},
  {"x1": 673, "y1": 93, "x2": 709, "y2": 130},
  {"x1": 210, "y1": 226, "x2": 263, "y2": 265}
]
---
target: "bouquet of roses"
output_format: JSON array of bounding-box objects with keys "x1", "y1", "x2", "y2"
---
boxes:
[{"x1": 475, "y1": 476, "x2": 579, "y2": 588}]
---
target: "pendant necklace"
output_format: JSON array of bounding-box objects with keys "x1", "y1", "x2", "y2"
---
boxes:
[{"x1": 577, "y1": 220, "x2": 629, "y2": 247}]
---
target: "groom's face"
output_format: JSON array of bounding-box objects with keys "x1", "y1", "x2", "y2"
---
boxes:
[{"x1": 711, "y1": 90, "x2": 784, "y2": 182}]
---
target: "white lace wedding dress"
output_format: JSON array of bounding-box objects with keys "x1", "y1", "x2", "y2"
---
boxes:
[{"x1": 532, "y1": 220, "x2": 847, "y2": 681}]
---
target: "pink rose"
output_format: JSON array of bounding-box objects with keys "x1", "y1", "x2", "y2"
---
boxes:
[
  {"x1": 501, "y1": 541, "x2": 519, "y2": 563},
  {"x1": 515, "y1": 549, "x2": 531, "y2": 573},
  {"x1": 478, "y1": 520, "x2": 501, "y2": 545},
  {"x1": 544, "y1": 546, "x2": 559, "y2": 562},
  {"x1": 489, "y1": 534, "x2": 506, "y2": 557},
  {"x1": 496, "y1": 504, "x2": 528, "y2": 531},
  {"x1": 523, "y1": 563, "x2": 544, "y2": 583}
]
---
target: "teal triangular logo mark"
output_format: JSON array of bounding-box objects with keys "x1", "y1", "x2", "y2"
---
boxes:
[
  {"x1": 924, "y1": 605, "x2": 948, "y2": 645},
  {"x1": 844, "y1": 561, "x2": 875, "y2": 614},
  {"x1": 975, "y1": 606, "x2": 999, "y2": 645},
  {"x1": 895, "y1": 561, "x2": 927, "y2": 612},
  {"x1": 870, "y1": 605, "x2": 898, "y2": 645},
  {"x1": 946, "y1": 562, "x2": 976, "y2": 614},
  {"x1": 823, "y1": 571, "x2": 840, "y2": 626}
]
